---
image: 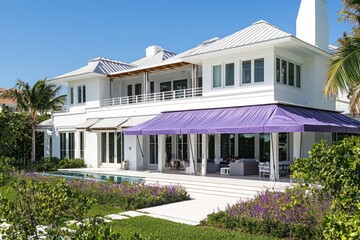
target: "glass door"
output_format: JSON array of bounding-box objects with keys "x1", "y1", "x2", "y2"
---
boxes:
[
  {"x1": 173, "y1": 79, "x2": 187, "y2": 98},
  {"x1": 100, "y1": 132, "x2": 122, "y2": 168}
]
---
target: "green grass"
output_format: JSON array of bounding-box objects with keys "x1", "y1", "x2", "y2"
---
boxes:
[{"x1": 109, "y1": 216, "x2": 278, "y2": 240}]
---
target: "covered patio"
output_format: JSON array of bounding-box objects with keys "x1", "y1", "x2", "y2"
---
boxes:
[{"x1": 125, "y1": 104, "x2": 360, "y2": 181}]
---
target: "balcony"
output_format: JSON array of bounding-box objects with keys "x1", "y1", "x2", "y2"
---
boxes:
[{"x1": 101, "y1": 87, "x2": 203, "y2": 107}]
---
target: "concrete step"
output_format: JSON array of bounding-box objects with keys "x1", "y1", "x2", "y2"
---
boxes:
[{"x1": 144, "y1": 177, "x2": 280, "y2": 199}]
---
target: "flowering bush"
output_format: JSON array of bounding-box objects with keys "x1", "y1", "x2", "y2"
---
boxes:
[
  {"x1": 201, "y1": 187, "x2": 331, "y2": 239},
  {"x1": 11, "y1": 172, "x2": 190, "y2": 210}
]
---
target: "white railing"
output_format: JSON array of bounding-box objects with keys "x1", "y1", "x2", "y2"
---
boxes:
[{"x1": 100, "y1": 87, "x2": 203, "y2": 107}]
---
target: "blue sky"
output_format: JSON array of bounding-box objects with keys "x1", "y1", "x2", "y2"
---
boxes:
[{"x1": 0, "y1": 0, "x2": 352, "y2": 89}]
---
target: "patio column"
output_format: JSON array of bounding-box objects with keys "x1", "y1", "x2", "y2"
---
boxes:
[
  {"x1": 201, "y1": 134, "x2": 208, "y2": 176},
  {"x1": 157, "y1": 135, "x2": 166, "y2": 172},
  {"x1": 293, "y1": 132, "x2": 302, "y2": 160},
  {"x1": 214, "y1": 134, "x2": 221, "y2": 160},
  {"x1": 44, "y1": 130, "x2": 51, "y2": 158},
  {"x1": 189, "y1": 134, "x2": 197, "y2": 175},
  {"x1": 270, "y1": 133, "x2": 279, "y2": 181},
  {"x1": 74, "y1": 130, "x2": 80, "y2": 159}
]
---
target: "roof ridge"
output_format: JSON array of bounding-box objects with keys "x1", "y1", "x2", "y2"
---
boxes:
[{"x1": 88, "y1": 57, "x2": 135, "y2": 67}]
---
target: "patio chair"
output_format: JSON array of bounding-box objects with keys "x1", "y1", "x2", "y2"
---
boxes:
[
  {"x1": 259, "y1": 162, "x2": 270, "y2": 177},
  {"x1": 179, "y1": 160, "x2": 186, "y2": 171}
]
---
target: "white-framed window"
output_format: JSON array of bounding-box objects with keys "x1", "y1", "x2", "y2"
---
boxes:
[
  {"x1": 212, "y1": 63, "x2": 235, "y2": 88},
  {"x1": 70, "y1": 87, "x2": 74, "y2": 105},
  {"x1": 77, "y1": 85, "x2": 86, "y2": 103},
  {"x1": 150, "y1": 135, "x2": 158, "y2": 164},
  {"x1": 225, "y1": 63, "x2": 235, "y2": 86},
  {"x1": 241, "y1": 58, "x2": 264, "y2": 84},
  {"x1": 276, "y1": 57, "x2": 301, "y2": 88},
  {"x1": 212, "y1": 65, "x2": 222, "y2": 88}
]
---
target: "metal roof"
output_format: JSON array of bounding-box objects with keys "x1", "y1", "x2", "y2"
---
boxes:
[
  {"x1": 121, "y1": 115, "x2": 157, "y2": 128},
  {"x1": 90, "y1": 117, "x2": 129, "y2": 130},
  {"x1": 52, "y1": 58, "x2": 135, "y2": 80},
  {"x1": 185, "y1": 20, "x2": 291, "y2": 56},
  {"x1": 76, "y1": 119, "x2": 100, "y2": 129}
]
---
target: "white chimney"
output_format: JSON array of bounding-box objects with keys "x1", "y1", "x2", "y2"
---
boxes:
[
  {"x1": 296, "y1": 0, "x2": 329, "y2": 51},
  {"x1": 145, "y1": 45, "x2": 163, "y2": 57}
]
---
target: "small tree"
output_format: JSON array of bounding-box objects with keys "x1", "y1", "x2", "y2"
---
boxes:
[
  {"x1": 1, "y1": 80, "x2": 65, "y2": 162},
  {"x1": 292, "y1": 136, "x2": 360, "y2": 239}
]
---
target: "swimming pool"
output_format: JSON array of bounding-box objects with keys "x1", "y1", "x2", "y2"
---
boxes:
[{"x1": 42, "y1": 171, "x2": 145, "y2": 184}]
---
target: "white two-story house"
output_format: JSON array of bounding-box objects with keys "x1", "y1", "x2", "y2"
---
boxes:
[{"x1": 46, "y1": 0, "x2": 359, "y2": 181}]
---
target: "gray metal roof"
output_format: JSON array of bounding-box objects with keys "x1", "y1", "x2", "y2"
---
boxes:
[
  {"x1": 52, "y1": 57, "x2": 135, "y2": 80},
  {"x1": 131, "y1": 49, "x2": 176, "y2": 68},
  {"x1": 185, "y1": 20, "x2": 291, "y2": 56}
]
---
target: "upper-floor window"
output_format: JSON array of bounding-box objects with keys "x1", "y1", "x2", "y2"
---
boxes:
[
  {"x1": 225, "y1": 63, "x2": 234, "y2": 86},
  {"x1": 242, "y1": 58, "x2": 264, "y2": 84},
  {"x1": 276, "y1": 57, "x2": 301, "y2": 88},
  {"x1": 212, "y1": 63, "x2": 235, "y2": 88},
  {"x1": 70, "y1": 87, "x2": 74, "y2": 105},
  {"x1": 77, "y1": 85, "x2": 86, "y2": 103},
  {"x1": 212, "y1": 65, "x2": 222, "y2": 88}
]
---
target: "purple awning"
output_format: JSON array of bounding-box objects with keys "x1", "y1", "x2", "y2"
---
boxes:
[{"x1": 124, "y1": 104, "x2": 360, "y2": 135}]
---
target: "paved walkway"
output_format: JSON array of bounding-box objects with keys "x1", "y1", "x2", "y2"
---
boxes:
[{"x1": 106, "y1": 192, "x2": 240, "y2": 225}]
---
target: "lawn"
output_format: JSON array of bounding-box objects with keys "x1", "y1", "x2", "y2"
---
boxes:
[{"x1": 109, "y1": 216, "x2": 278, "y2": 240}]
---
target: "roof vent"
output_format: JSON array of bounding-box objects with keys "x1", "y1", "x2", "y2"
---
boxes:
[
  {"x1": 146, "y1": 45, "x2": 163, "y2": 57},
  {"x1": 201, "y1": 37, "x2": 220, "y2": 46}
]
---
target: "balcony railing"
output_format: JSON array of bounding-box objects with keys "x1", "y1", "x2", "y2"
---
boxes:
[{"x1": 101, "y1": 87, "x2": 203, "y2": 107}]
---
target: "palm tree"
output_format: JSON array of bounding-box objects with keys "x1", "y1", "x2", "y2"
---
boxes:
[
  {"x1": 324, "y1": 0, "x2": 360, "y2": 116},
  {"x1": 1, "y1": 79, "x2": 65, "y2": 162}
]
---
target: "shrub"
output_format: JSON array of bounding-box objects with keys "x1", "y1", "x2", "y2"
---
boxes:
[
  {"x1": 292, "y1": 136, "x2": 360, "y2": 239},
  {"x1": 11, "y1": 172, "x2": 190, "y2": 210},
  {"x1": 0, "y1": 176, "x2": 120, "y2": 239},
  {"x1": 201, "y1": 187, "x2": 330, "y2": 239},
  {"x1": 58, "y1": 158, "x2": 86, "y2": 169},
  {"x1": 0, "y1": 156, "x2": 16, "y2": 185},
  {"x1": 29, "y1": 156, "x2": 60, "y2": 172}
]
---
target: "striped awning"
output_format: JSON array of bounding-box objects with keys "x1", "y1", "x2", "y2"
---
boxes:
[
  {"x1": 76, "y1": 119, "x2": 100, "y2": 129},
  {"x1": 121, "y1": 115, "x2": 156, "y2": 128},
  {"x1": 90, "y1": 117, "x2": 129, "y2": 130}
]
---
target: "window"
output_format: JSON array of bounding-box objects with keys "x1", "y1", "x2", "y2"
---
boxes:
[
  {"x1": 238, "y1": 134, "x2": 255, "y2": 158},
  {"x1": 276, "y1": 58, "x2": 281, "y2": 83},
  {"x1": 212, "y1": 65, "x2": 222, "y2": 88},
  {"x1": 208, "y1": 134, "x2": 215, "y2": 159},
  {"x1": 127, "y1": 85, "x2": 133, "y2": 96},
  {"x1": 68, "y1": 133, "x2": 75, "y2": 159},
  {"x1": 177, "y1": 134, "x2": 188, "y2": 160},
  {"x1": 135, "y1": 83, "x2": 142, "y2": 95},
  {"x1": 276, "y1": 57, "x2": 301, "y2": 88},
  {"x1": 109, "y1": 132, "x2": 115, "y2": 163},
  {"x1": 117, "y1": 132, "x2": 124, "y2": 163},
  {"x1": 254, "y1": 59, "x2": 264, "y2": 83},
  {"x1": 165, "y1": 135, "x2": 172, "y2": 162},
  {"x1": 101, "y1": 133, "x2": 106, "y2": 163},
  {"x1": 80, "y1": 132, "x2": 84, "y2": 159},
  {"x1": 70, "y1": 87, "x2": 74, "y2": 105},
  {"x1": 281, "y1": 60, "x2": 287, "y2": 84},
  {"x1": 279, "y1": 133, "x2": 288, "y2": 161},
  {"x1": 289, "y1": 62, "x2": 295, "y2": 86},
  {"x1": 242, "y1": 61, "x2": 252, "y2": 84},
  {"x1": 60, "y1": 133, "x2": 66, "y2": 159},
  {"x1": 225, "y1": 63, "x2": 234, "y2": 86},
  {"x1": 150, "y1": 81, "x2": 155, "y2": 93},
  {"x1": 296, "y1": 65, "x2": 301, "y2": 88},
  {"x1": 77, "y1": 85, "x2": 86, "y2": 103},
  {"x1": 259, "y1": 133, "x2": 270, "y2": 162},
  {"x1": 221, "y1": 134, "x2": 235, "y2": 158},
  {"x1": 150, "y1": 135, "x2": 158, "y2": 164}
]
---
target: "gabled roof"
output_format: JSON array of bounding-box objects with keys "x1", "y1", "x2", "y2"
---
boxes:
[
  {"x1": 52, "y1": 57, "x2": 135, "y2": 80},
  {"x1": 185, "y1": 20, "x2": 291, "y2": 56},
  {"x1": 131, "y1": 49, "x2": 176, "y2": 67}
]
